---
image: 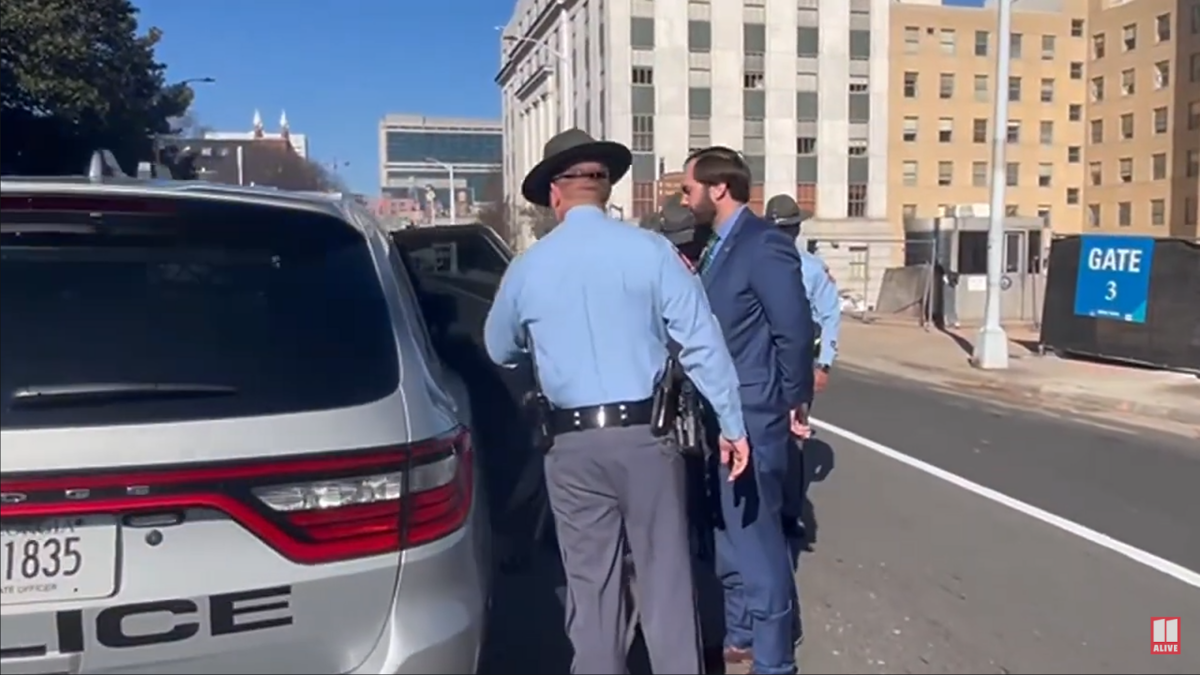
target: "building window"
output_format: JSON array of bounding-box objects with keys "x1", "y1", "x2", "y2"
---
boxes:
[
  {"x1": 797, "y1": 183, "x2": 816, "y2": 215},
  {"x1": 632, "y1": 66, "x2": 654, "y2": 85},
  {"x1": 1154, "y1": 61, "x2": 1170, "y2": 89},
  {"x1": 1089, "y1": 161, "x2": 1103, "y2": 186},
  {"x1": 798, "y1": 26, "x2": 819, "y2": 57},
  {"x1": 1153, "y1": 107, "x2": 1168, "y2": 134},
  {"x1": 632, "y1": 182, "x2": 655, "y2": 219},
  {"x1": 939, "y1": 73, "x2": 954, "y2": 99},
  {"x1": 937, "y1": 161, "x2": 953, "y2": 186},
  {"x1": 1040, "y1": 78, "x2": 1055, "y2": 103},
  {"x1": 1186, "y1": 150, "x2": 1198, "y2": 177},
  {"x1": 972, "y1": 161, "x2": 988, "y2": 187},
  {"x1": 1120, "y1": 113, "x2": 1134, "y2": 139},
  {"x1": 1006, "y1": 162, "x2": 1019, "y2": 186},
  {"x1": 1041, "y1": 34, "x2": 1056, "y2": 59},
  {"x1": 1118, "y1": 157, "x2": 1133, "y2": 183},
  {"x1": 1117, "y1": 201, "x2": 1131, "y2": 227},
  {"x1": 1191, "y1": 101, "x2": 1200, "y2": 130},
  {"x1": 938, "y1": 117, "x2": 953, "y2": 142},
  {"x1": 1090, "y1": 119, "x2": 1104, "y2": 143},
  {"x1": 847, "y1": 184, "x2": 868, "y2": 217},
  {"x1": 1087, "y1": 204, "x2": 1101, "y2": 227},
  {"x1": 1122, "y1": 23, "x2": 1137, "y2": 51},
  {"x1": 797, "y1": 136, "x2": 817, "y2": 154},
  {"x1": 973, "y1": 118, "x2": 988, "y2": 143},
  {"x1": 631, "y1": 17, "x2": 655, "y2": 49},
  {"x1": 940, "y1": 29, "x2": 957, "y2": 55},
  {"x1": 902, "y1": 204, "x2": 917, "y2": 220},
  {"x1": 848, "y1": 246, "x2": 869, "y2": 281},
  {"x1": 1005, "y1": 205, "x2": 1020, "y2": 217},
  {"x1": 1006, "y1": 120, "x2": 1021, "y2": 143},
  {"x1": 973, "y1": 74, "x2": 989, "y2": 102},
  {"x1": 1150, "y1": 199, "x2": 1166, "y2": 226},
  {"x1": 1120, "y1": 68, "x2": 1136, "y2": 96},
  {"x1": 1090, "y1": 76, "x2": 1105, "y2": 102},
  {"x1": 904, "y1": 26, "x2": 919, "y2": 54},
  {"x1": 904, "y1": 72, "x2": 919, "y2": 98},
  {"x1": 632, "y1": 114, "x2": 654, "y2": 152},
  {"x1": 903, "y1": 117, "x2": 917, "y2": 143},
  {"x1": 1193, "y1": 54, "x2": 1200, "y2": 82},
  {"x1": 1071, "y1": 19, "x2": 1084, "y2": 38},
  {"x1": 689, "y1": 20, "x2": 712, "y2": 52},
  {"x1": 1069, "y1": 104, "x2": 1082, "y2": 121},
  {"x1": 902, "y1": 160, "x2": 918, "y2": 186},
  {"x1": 1040, "y1": 120, "x2": 1054, "y2": 145},
  {"x1": 1010, "y1": 32, "x2": 1023, "y2": 58},
  {"x1": 1066, "y1": 187, "x2": 1080, "y2": 205},
  {"x1": 1068, "y1": 146, "x2": 1081, "y2": 163},
  {"x1": 1156, "y1": 13, "x2": 1171, "y2": 42},
  {"x1": 974, "y1": 30, "x2": 988, "y2": 56},
  {"x1": 1152, "y1": 152, "x2": 1167, "y2": 179},
  {"x1": 1070, "y1": 62, "x2": 1083, "y2": 79},
  {"x1": 1092, "y1": 33, "x2": 1106, "y2": 59},
  {"x1": 1008, "y1": 76, "x2": 1021, "y2": 102}
]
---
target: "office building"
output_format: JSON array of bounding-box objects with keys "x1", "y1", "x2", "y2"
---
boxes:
[
  {"x1": 378, "y1": 114, "x2": 503, "y2": 216},
  {"x1": 497, "y1": 0, "x2": 892, "y2": 222},
  {"x1": 1084, "y1": 0, "x2": 1199, "y2": 239},
  {"x1": 890, "y1": 0, "x2": 1200, "y2": 239},
  {"x1": 889, "y1": 0, "x2": 1089, "y2": 233}
]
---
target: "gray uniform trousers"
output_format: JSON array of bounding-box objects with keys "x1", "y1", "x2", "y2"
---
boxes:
[{"x1": 545, "y1": 423, "x2": 704, "y2": 674}]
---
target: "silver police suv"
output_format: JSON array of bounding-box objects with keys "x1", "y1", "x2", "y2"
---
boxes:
[{"x1": 0, "y1": 164, "x2": 523, "y2": 674}]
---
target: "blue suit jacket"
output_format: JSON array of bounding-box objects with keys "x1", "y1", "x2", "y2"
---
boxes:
[{"x1": 702, "y1": 210, "x2": 815, "y2": 420}]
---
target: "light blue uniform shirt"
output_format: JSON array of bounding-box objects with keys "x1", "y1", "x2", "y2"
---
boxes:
[
  {"x1": 484, "y1": 205, "x2": 747, "y2": 440},
  {"x1": 796, "y1": 247, "x2": 842, "y2": 368}
]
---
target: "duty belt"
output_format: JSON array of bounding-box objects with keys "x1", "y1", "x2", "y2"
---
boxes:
[{"x1": 549, "y1": 398, "x2": 654, "y2": 435}]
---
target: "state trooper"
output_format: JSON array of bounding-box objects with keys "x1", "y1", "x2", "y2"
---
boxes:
[
  {"x1": 484, "y1": 129, "x2": 750, "y2": 674},
  {"x1": 764, "y1": 193, "x2": 843, "y2": 538}
]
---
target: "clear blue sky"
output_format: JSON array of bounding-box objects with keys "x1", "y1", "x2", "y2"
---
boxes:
[{"x1": 137, "y1": 0, "x2": 513, "y2": 194}]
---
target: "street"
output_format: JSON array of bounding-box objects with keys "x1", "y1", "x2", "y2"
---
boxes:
[{"x1": 481, "y1": 368, "x2": 1200, "y2": 674}]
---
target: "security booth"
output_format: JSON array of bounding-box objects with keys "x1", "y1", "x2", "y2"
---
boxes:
[{"x1": 904, "y1": 214, "x2": 1049, "y2": 326}]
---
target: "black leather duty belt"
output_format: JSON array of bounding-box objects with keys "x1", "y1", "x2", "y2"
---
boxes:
[{"x1": 550, "y1": 398, "x2": 654, "y2": 435}]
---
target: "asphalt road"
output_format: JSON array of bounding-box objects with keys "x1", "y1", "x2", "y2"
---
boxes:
[{"x1": 480, "y1": 368, "x2": 1200, "y2": 674}]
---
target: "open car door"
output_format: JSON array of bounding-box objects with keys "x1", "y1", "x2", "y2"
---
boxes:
[{"x1": 390, "y1": 226, "x2": 544, "y2": 546}]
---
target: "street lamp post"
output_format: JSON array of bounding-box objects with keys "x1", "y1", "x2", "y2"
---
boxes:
[
  {"x1": 499, "y1": 6, "x2": 573, "y2": 131},
  {"x1": 973, "y1": 0, "x2": 1013, "y2": 370},
  {"x1": 426, "y1": 157, "x2": 457, "y2": 224}
]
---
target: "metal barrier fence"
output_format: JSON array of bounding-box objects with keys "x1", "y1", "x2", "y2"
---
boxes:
[
  {"x1": 1040, "y1": 236, "x2": 1200, "y2": 372},
  {"x1": 807, "y1": 236, "x2": 936, "y2": 324}
]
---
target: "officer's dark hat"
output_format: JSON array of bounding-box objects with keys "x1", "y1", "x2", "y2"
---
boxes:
[
  {"x1": 521, "y1": 128, "x2": 632, "y2": 207},
  {"x1": 765, "y1": 194, "x2": 811, "y2": 227}
]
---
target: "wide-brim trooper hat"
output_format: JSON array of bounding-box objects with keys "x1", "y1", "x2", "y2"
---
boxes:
[
  {"x1": 764, "y1": 193, "x2": 811, "y2": 227},
  {"x1": 521, "y1": 128, "x2": 632, "y2": 207}
]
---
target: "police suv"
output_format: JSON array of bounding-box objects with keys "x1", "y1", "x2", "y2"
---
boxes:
[{"x1": 0, "y1": 156, "x2": 500, "y2": 674}]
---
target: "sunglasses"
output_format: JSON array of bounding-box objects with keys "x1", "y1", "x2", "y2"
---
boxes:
[{"x1": 552, "y1": 170, "x2": 610, "y2": 182}]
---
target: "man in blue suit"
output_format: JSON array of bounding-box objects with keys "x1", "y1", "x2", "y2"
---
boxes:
[{"x1": 680, "y1": 147, "x2": 815, "y2": 675}]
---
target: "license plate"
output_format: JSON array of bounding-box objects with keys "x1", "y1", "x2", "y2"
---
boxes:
[{"x1": 0, "y1": 516, "x2": 118, "y2": 606}]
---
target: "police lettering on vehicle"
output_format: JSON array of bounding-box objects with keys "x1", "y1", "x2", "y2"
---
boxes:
[{"x1": 2, "y1": 585, "x2": 292, "y2": 656}]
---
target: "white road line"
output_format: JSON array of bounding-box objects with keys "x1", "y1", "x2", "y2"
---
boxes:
[{"x1": 811, "y1": 417, "x2": 1200, "y2": 590}]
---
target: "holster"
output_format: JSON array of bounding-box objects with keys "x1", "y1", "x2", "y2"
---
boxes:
[
  {"x1": 650, "y1": 356, "x2": 683, "y2": 438},
  {"x1": 522, "y1": 327, "x2": 555, "y2": 454}
]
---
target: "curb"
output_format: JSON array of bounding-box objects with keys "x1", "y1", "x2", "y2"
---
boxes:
[{"x1": 838, "y1": 358, "x2": 1200, "y2": 435}]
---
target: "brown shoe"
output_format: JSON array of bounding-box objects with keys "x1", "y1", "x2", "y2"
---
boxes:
[{"x1": 723, "y1": 645, "x2": 753, "y2": 663}]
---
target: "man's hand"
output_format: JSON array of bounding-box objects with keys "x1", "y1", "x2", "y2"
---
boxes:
[
  {"x1": 789, "y1": 405, "x2": 812, "y2": 439},
  {"x1": 814, "y1": 367, "x2": 829, "y2": 393},
  {"x1": 719, "y1": 435, "x2": 751, "y2": 481}
]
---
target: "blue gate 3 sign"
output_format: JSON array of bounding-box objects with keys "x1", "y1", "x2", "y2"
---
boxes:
[{"x1": 1073, "y1": 235, "x2": 1156, "y2": 323}]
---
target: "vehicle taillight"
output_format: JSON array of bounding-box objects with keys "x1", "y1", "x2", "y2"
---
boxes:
[
  {"x1": 0, "y1": 195, "x2": 177, "y2": 214},
  {"x1": 0, "y1": 428, "x2": 473, "y2": 565},
  {"x1": 252, "y1": 430, "x2": 473, "y2": 558}
]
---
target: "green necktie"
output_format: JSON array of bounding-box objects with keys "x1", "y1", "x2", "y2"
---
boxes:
[{"x1": 698, "y1": 233, "x2": 719, "y2": 273}]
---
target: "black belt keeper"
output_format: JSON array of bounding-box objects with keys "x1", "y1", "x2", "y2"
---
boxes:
[{"x1": 550, "y1": 398, "x2": 654, "y2": 435}]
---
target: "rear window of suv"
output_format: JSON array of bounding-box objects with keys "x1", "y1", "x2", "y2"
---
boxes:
[{"x1": 0, "y1": 194, "x2": 399, "y2": 429}]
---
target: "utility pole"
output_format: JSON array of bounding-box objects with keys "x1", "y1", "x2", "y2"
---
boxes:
[{"x1": 973, "y1": 0, "x2": 1013, "y2": 370}]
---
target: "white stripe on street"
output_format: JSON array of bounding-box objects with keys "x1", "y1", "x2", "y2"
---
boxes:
[{"x1": 811, "y1": 417, "x2": 1200, "y2": 590}]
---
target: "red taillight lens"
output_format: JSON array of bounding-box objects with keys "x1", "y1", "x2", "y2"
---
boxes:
[
  {"x1": 253, "y1": 429, "x2": 473, "y2": 557},
  {"x1": 0, "y1": 428, "x2": 474, "y2": 565}
]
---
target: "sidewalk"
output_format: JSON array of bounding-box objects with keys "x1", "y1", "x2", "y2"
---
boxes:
[{"x1": 835, "y1": 319, "x2": 1200, "y2": 438}]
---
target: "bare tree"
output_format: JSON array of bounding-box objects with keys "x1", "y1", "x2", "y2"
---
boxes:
[{"x1": 245, "y1": 142, "x2": 345, "y2": 192}]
